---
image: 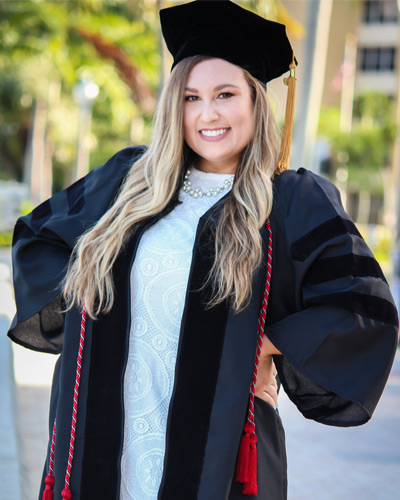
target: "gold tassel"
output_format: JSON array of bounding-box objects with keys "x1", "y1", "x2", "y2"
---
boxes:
[{"x1": 275, "y1": 53, "x2": 297, "y2": 175}]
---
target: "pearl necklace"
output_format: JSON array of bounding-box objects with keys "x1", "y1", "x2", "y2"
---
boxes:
[{"x1": 181, "y1": 168, "x2": 235, "y2": 198}]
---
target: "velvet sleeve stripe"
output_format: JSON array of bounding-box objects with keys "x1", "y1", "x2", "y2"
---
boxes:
[
  {"x1": 306, "y1": 291, "x2": 398, "y2": 326},
  {"x1": 30, "y1": 199, "x2": 52, "y2": 232},
  {"x1": 304, "y1": 253, "x2": 387, "y2": 286},
  {"x1": 291, "y1": 216, "x2": 362, "y2": 262},
  {"x1": 67, "y1": 177, "x2": 85, "y2": 215}
]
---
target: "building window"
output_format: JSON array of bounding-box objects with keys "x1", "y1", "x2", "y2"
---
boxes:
[
  {"x1": 360, "y1": 47, "x2": 396, "y2": 71},
  {"x1": 363, "y1": 0, "x2": 398, "y2": 23}
]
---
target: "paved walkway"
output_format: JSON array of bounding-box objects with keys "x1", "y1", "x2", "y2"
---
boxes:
[
  {"x1": 0, "y1": 249, "x2": 21, "y2": 500},
  {"x1": 0, "y1": 247, "x2": 399, "y2": 499},
  {"x1": 279, "y1": 355, "x2": 400, "y2": 499}
]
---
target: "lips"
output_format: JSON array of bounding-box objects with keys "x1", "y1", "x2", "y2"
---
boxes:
[
  {"x1": 198, "y1": 128, "x2": 231, "y2": 142},
  {"x1": 200, "y1": 128, "x2": 229, "y2": 137}
]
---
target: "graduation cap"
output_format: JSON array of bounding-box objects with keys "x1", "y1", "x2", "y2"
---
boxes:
[{"x1": 160, "y1": 0, "x2": 297, "y2": 173}]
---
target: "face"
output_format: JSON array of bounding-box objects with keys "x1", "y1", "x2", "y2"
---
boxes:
[{"x1": 183, "y1": 58, "x2": 254, "y2": 174}]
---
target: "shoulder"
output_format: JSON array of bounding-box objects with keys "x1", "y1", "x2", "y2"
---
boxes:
[
  {"x1": 87, "y1": 145, "x2": 147, "y2": 182},
  {"x1": 107, "y1": 145, "x2": 147, "y2": 166},
  {"x1": 271, "y1": 168, "x2": 364, "y2": 260},
  {"x1": 272, "y1": 167, "x2": 343, "y2": 218},
  {"x1": 64, "y1": 145, "x2": 148, "y2": 214},
  {"x1": 16, "y1": 145, "x2": 148, "y2": 242}
]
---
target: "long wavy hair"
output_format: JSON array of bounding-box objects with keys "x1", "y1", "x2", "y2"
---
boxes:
[{"x1": 63, "y1": 55, "x2": 281, "y2": 319}]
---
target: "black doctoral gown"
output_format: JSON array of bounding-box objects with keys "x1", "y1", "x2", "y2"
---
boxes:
[{"x1": 8, "y1": 147, "x2": 399, "y2": 500}]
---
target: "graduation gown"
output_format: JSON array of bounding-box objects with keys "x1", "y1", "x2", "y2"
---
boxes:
[{"x1": 8, "y1": 147, "x2": 398, "y2": 500}]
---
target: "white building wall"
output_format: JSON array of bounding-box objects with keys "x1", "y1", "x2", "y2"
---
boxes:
[
  {"x1": 358, "y1": 23, "x2": 398, "y2": 46},
  {"x1": 356, "y1": 72, "x2": 397, "y2": 93}
]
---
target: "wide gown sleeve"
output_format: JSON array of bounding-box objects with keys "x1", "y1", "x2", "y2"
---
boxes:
[
  {"x1": 7, "y1": 146, "x2": 146, "y2": 354},
  {"x1": 268, "y1": 168, "x2": 399, "y2": 427}
]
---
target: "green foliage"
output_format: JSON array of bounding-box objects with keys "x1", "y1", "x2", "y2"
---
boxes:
[
  {"x1": 0, "y1": 0, "x2": 160, "y2": 188},
  {"x1": 318, "y1": 91, "x2": 397, "y2": 192},
  {"x1": 0, "y1": 232, "x2": 12, "y2": 248},
  {"x1": 21, "y1": 200, "x2": 34, "y2": 216},
  {"x1": 373, "y1": 234, "x2": 392, "y2": 265},
  {"x1": 357, "y1": 224, "x2": 393, "y2": 268}
]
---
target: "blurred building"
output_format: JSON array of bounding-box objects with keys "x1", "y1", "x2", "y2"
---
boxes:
[
  {"x1": 0, "y1": 181, "x2": 29, "y2": 232},
  {"x1": 272, "y1": 0, "x2": 400, "y2": 230}
]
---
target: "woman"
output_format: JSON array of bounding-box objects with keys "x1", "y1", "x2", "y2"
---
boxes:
[{"x1": 8, "y1": 2, "x2": 398, "y2": 499}]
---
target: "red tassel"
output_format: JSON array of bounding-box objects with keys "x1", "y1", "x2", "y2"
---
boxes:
[
  {"x1": 235, "y1": 421, "x2": 253, "y2": 483},
  {"x1": 242, "y1": 434, "x2": 258, "y2": 496},
  {"x1": 235, "y1": 420, "x2": 258, "y2": 497},
  {"x1": 42, "y1": 474, "x2": 55, "y2": 500},
  {"x1": 61, "y1": 487, "x2": 72, "y2": 499}
]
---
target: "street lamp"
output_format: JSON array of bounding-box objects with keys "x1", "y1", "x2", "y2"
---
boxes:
[{"x1": 72, "y1": 77, "x2": 99, "y2": 181}]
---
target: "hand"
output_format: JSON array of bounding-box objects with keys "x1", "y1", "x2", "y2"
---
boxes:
[{"x1": 254, "y1": 352, "x2": 278, "y2": 408}]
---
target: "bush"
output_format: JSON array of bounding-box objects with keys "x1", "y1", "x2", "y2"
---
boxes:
[{"x1": 0, "y1": 232, "x2": 12, "y2": 247}]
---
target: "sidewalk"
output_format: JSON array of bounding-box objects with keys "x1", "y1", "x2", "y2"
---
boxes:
[
  {"x1": 0, "y1": 248, "x2": 57, "y2": 499},
  {"x1": 1, "y1": 246, "x2": 399, "y2": 499},
  {"x1": 279, "y1": 351, "x2": 400, "y2": 499},
  {"x1": 0, "y1": 249, "x2": 21, "y2": 499}
]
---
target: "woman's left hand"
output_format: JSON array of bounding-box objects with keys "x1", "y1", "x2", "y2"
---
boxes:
[{"x1": 254, "y1": 353, "x2": 278, "y2": 408}]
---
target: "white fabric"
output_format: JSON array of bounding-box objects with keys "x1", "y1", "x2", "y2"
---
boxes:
[{"x1": 120, "y1": 167, "x2": 234, "y2": 499}]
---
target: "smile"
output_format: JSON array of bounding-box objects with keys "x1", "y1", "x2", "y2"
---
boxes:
[{"x1": 200, "y1": 128, "x2": 230, "y2": 137}]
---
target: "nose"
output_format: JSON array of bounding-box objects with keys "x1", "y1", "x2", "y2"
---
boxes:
[{"x1": 200, "y1": 99, "x2": 219, "y2": 123}]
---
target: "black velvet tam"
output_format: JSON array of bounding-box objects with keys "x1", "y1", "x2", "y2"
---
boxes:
[{"x1": 160, "y1": 0, "x2": 294, "y2": 85}]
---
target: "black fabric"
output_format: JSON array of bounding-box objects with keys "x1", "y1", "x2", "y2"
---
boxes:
[
  {"x1": 305, "y1": 253, "x2": 387, "y2": 286},
  {"x1": 229, "y1": 398, "x2": 287, "y2": 500},
  {"x1": 160, "y1": 0, "x2": 295, "y2": 85},
  {"x1": 266, "y1": 168, "x2": 398, "y2": 426},
  {"x1": 159, "y1": 210, "x2": 230, "y2": 498},
  {"x1": 80, "y1": 237, "x2": 133, "y2": 498},
  {"x1": 307, "y1": 291, "x2": 398, "y2": 326},
  {"x1": 67, "y1": 177, "x2": 85, "y2": 215},
  {"x1": 7, "y1": 152, "x2": 398, "y2": 499},
  {"x1": 38, "y1": 307, "x2": 94, "y2": 500},
  {"x1": 30, "y1": 199, "x2": 51, "y2": 232},
  {"x1": 196, "y1": 223, "x2": 269, "y2": 500},
  {"x1": 8, "y1": 146, "x2": 146, "y2": 352},
  {"x1": 274, "y1": 356, "x2": 367, "y2": 426},
  {"x1": 291, "y1": 215, "x2": 362, "y2": 262},
  {"x1": 8, "y1": 295, "x2": 65, "y2": 354}
]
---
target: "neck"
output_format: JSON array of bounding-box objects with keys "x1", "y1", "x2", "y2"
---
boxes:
[{"x1": 196, "y1": 158, "x2": 238, "y2": 175}]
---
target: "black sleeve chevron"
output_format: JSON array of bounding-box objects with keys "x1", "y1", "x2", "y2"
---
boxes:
[{"x1": 268, "y1": 168, "x2": 399, "y2": 427}]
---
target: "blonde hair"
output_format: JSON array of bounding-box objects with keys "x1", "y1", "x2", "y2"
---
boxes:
[{"x1": 63, "y1": 55, "x2": 281, "y2": 319}]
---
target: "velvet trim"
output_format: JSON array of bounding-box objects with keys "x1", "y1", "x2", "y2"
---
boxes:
[
  {"x1": 306, "y1": 291, "x2": 398, "y2": 326},
  {"x1": 30, "y1": 199, "x2": 51, "y2": 232},
  {"x1": 80, "y1": 239, "x2": 132, "y2": 498},
  {"x1": 291, "y1": 215, "x2": 362, "y2": 262},
  {"x1": 159, "y1": 217, "x2": 230, "y2": 499},
  {"x1": 305, "y1": 253, "x2": 387, "y2": 286}
]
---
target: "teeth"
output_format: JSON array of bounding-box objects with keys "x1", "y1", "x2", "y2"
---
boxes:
[{"x1": 200, "y1": 128, "x2": 228, "y2": 137}]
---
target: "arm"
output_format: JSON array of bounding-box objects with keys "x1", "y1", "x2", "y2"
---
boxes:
[
  {"x1": 253, "y1": 335, "x2": 282, "y2": 407},
  {"x1": 266, "y1": 168, "x2": 398, "y2": 425},
  {"x1": 8, "y1": 147, "x2": 145, "y2": 353}
]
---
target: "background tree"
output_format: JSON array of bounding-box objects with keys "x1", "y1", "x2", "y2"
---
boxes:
[
  {"x1": 318, "y1": 91, "x2": 397, "y2": 193},
  {"x1": 0, "y1": 0, "x2": 159, "y2": 191}
]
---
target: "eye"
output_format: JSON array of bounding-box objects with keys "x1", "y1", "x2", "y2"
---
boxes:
[
  {"x1": 218, "y1": 92, "x2": 234, "y2": 99},
  {"x1": 185, "y1": 95, "x2": 199, "y2": 102}
]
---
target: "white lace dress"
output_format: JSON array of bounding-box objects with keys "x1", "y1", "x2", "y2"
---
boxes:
[{"x1": 120, "y1": 167, "x2": 234, "y2": 499}]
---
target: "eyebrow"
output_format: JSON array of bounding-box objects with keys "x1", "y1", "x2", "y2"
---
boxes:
[{"x1": 184, "y1": 84, "x2": 240, "y2": 93}]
